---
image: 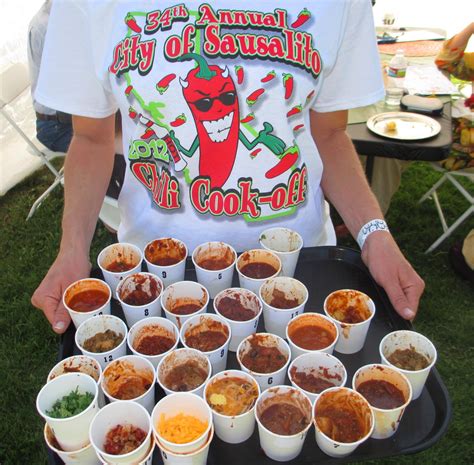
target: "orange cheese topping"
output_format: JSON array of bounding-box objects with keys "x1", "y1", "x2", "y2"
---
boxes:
[{"x1": 158, "y1": 413, "x2": 208, "y2": 444}]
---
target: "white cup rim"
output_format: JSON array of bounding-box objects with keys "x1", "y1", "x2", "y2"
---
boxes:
[
  {"x1": 157, "y1": 423, "x2": 215, "y2": 457},
  {"x1": 75, "y1": 314, "x2": 128, "y2": 355},
  {"x1": 143, "y1": 237, "x2": 188, "y2": 269},
  {"x1": 63, "y1": 278, "x2": 112, "y2": 316},
  {"x1": 37, "y1": 372, "x2": 98, "y2": 423},
  {"x1": 97, "y1": 242, "x2": 143, "y2": 275},
  {"x1": 116, "y1": 272, "x2": 163, "y2": 308},
  {"x1": 192, "y1": 241, "x2": 237, "y2": 273},
  {"x1": 203, "y1": 369, "x2": 261, "y2": 419},
  {"x1": 236, "y1": 249, "x2": 282, "y2": 282},
  {"x1": 258, "y1": 227, "x2": 304, "y2": 255},
  {"x1": 101, "y1": 355, "x2": 157, "y2": 402},
  {"x1": 379, "y1": 330, "x2": 438, "y2": 374},
  {"x1": 313, "y1": 386, "x2": 375, "y2": 445},
  {"x1": 352, "y1": 363, "x2": 413, "y2": 412},
  {"x1": 323, "y1": 289, "x2": 376, "y2": 327},
  {"x1": 47, "y1": 355, "x2": 102, "y2": 384},
  {"x1": 259, "y1": 276, "x2": 308, "y2": 311},
  {"x1": 161, "y1": 281, "x2": 209, "y2": 315},
  {"x1": 236, "y1": 333, "x2": 291, "y2": 376},
  {"x1": 213, "y1": 288, "x2": 263, "y2": 325}
]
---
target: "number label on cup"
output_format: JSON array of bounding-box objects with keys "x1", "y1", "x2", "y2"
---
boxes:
[
  {"x1": 162, "y1": 271, "x2": 167, "y2": 279},
  {"x1": 218, "y1": 273, "x2": 222, "y2": 280},
  {"x1": 268, "y1": 377, "x2": 273, "y2": 385},
  {"x1": 162, "y1": 451, "x2": 168, "y2": 460},
  {"x1": 254, "y1": 320, "x2": 258, "y2": 329},
  {"x1": 144, "y1": 309, "x2": 149, "y2": 316},
  {"x1": 291, "y1": 311, "x2": 299, "y2": 318},
  {"x1": 103, "y1": 354, "x2": 113, "y2": 363}
]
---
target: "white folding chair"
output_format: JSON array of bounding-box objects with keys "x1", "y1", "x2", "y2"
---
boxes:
[
  {"x1": 419, "y1": 162, "x2": 474, "y2": 253},
  {"x1": 0, "y1": 62, "x2": 64, "y2": 219}
]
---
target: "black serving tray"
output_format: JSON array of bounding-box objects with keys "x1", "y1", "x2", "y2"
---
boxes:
[{"x1": 49, "y1": 246, "x2": 451, "y2": 464}]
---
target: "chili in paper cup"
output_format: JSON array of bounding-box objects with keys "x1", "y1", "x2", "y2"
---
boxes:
[
  {"x1": 255, "y1": 385, "x2": 313, "y2": 462},
  {"x1": 259, "y1": 227, "x2": 303, "y2": 278},
  {"x1": 161, "y1": 281, "x2": 209, "y2": 330},
  {"x1": 75, "y1": 315, "x2": 127, "y2": 369},
  {"x1": 63, "y1": 278, "x2": 111, "y2": 329},
  {"x1": 259, "y1": 276, "x2": 308, "y2": 338},
  {"x1": 288, "y1": 352, "x2": 347, "y2": 404},
  {"x1": 127, "y1": 317, "x2": 179, "y2": 368},
  {"x1": 323, "y1": 289, "x2": 375, "y2": 354},
  {"x1": 98, "y1": 243, "x2": 143, "y2": 299},
  {"x1": 144, "y1": 237, "x2": 187, "y2": 288},
  {"x1": 192, "y1": 241, "x2": 236, "y2": 299},
  {"x1": 152, "y1": 392, "x2": 213, "y2": 454},
  {"x1": 286, "y1": 313, "x2": 339, "y2": 360},
  {"x1": 379, "y1": 330, "x2": 437, "y2": 400},
  {"x1": 37, "y1": 373, "x2": 99, "y2": 452},
  {"x1": 236, "y1": 249, "x2": 281, "y2": 295},
  {"x1": 157, "y1": 348, "x2": 211, "y2": 398},
  {"x1": 353, "y1": 363, "x2": 412, "y2": 439},
  {"x1": 214, "y1": 287, "x2": 262, "y2": 352},
  {"x1": 236, "y1": 333, "x2": 291, "y2": 391},
  {"x1": 116, "y1": 272, "x2": 163, "y2": 328},
  {"x1": 102, "y1": 355, "x2": 156, "y2": 414},
  {"x1": 314, "y1": 387, "x2": 374, "y2": 458},
  {"x1": 204, "y1": 370, "x2": 260, "y2": 444},
  {"x1": 89, "y1": 400, "x2": 152, "y2": 465},
  {"x1": 180, "y1": 313, "x2": 231, "y2": 374}
]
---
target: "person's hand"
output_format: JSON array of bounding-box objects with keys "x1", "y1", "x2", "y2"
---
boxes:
[
  {"x1": 31, "y1": 250, "x2": 91, "y2": 334},
  {"x1": 361, "y1": 232, "x2": 425, "y2": 320}
]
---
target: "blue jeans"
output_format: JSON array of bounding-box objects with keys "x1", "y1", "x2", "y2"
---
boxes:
[{"x1": 36, "y1": 119, "x2": 73, "y2": 153}]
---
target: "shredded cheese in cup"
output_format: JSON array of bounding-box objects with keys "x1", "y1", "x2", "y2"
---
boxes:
[{"x1": 158, "y1": 413, "x2": 208, "y2": 444}]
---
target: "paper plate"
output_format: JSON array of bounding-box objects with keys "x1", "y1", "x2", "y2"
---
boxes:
[{"x1": 367, "y1": 112, "x2": 441, "y2": 140}]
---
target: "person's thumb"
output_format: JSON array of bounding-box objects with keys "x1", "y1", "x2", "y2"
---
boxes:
[
  {"x1": 383, "y1": 281, "x2": 415, "y2": 320},
  {"x1": 40, "y1": 293, "x2": 70, "y2": 334}
]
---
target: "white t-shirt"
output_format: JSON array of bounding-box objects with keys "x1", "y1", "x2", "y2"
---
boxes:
[{"x1": 36, "y1": 0, "x2": 383, "y2": 252}]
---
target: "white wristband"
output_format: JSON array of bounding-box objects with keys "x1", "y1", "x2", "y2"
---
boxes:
[{"x1": 357, "y1": 219, "x2": 389, "y2": 250}]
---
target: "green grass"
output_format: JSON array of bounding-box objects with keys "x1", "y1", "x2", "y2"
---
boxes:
[{"x1": 0, "y1": 160, "x2": 472, "y2": 464}]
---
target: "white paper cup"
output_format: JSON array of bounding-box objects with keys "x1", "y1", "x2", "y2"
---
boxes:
[
  {"x1": 98, "y1": 243, "x2": 143, "y2": 299},
  {"x1": 37, "y1": 373, "x2": 99, "y2": 452},
  {"x1": 286, "y1": 313, "x2": 339, "y2": 360},
  {"x1": 237, "y1": 333, "x2": 291, "y2": 391},
  {"x1": 323, "y1": 289, "x2": 376, "y2": 354},
  {"x1": 259, "y1": 277, "x2": 308, "y2": 338},
  {"x1": 236, "y1": 249, "x2": 281, "y2": 295},
  {"x1": 288, "y1": 352, "x2": 347, "y2": 404},
  {"x1": 75, "y1": 315, "x2": 128, "y2": 369},
  {"x1": 47, "y1": 355, "x2": 105, "y2": 407},
  {"x1": 98, "y1": 432, "x2": 156, "y2": 465},
  {"x1": 161, "y1": 281, "x2": 209, "y2": 330},
  {"x1": 144, "y1": 238, "x2": 187, "y2": 288},
  {"x1": 213, "y1": 288, "x2": 262, "y2": 352},
  {"x1": 157, "y1": 348, "x2": 211, "y2": 397},
  {"x1": 158, "y1": 424, "x2": 214, "y2": 465},
  {"x1": 379, "y1": 330, "x2": 437, "y2": 400},
  {"x1": 259, "y1": 227, "x2": 303, "y2": 278},
  {"x1": 102, "y1": 355, "x2": 156, "y2": 414},
  {"x1": 127, "y1": 317, "x2": 179, "y2": 368},
  {"x1": 152, "y1": 392, "x2": 213, "y2": 454},
  {"x1": 63, "y1": 278, "x2": 112, "y2": 329},
  {"x1": 44, "y1": 424, "x2": 101, "y2": 465},
  {"x1": 192, "y1": 241, "x2": 236, "y2": 299},
  {"x1": 314, "y1": 387, "x2": 374, "y2": 458},
  {"x1": 116, "y1": 272, "x2": 163, "y2": 328},
  {"x1": 353, "y1": 363, "x2": 412, "y2": 439},
  {"x1": 89, "y1": 401, "x2": 152, "y2": 465},
  {"x1": 180, "y1": 314, "x2": 231, "y2": 374},
  {"x1": 204, "y1": 370, "x2": 260, "y2": 444},
  {"x1": 255, "y1": 385, "x2": 313, "y2": 462}
]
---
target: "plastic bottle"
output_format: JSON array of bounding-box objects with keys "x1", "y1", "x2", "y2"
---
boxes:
[{"x1": 388, "y1": 49, "x2": 407, "y2": 79}]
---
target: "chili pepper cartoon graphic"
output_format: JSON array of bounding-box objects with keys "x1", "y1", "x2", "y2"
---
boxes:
[
  {"x1": 169, "y1": 53, "x2": 287, "y2": 188},
  {"x1": 240, "y1": 113, "x2": 255, "y2": 124},
  {"x1": 170, "y1": 113, "x2": 187, "y2": 127},
  {"x1": 141, "y1": 128, "x2": 155, "y2": 140},
  {"x1": 291, "y1": 8, "x2": 311, "y2": 29},
  {"x1": 287, "y1": 105, "x2": 302, "y2": 118},
  {"x1": 125, "y1": 13, "x2": 142, "y2": 33},
  {"x1": 282, "y1": 73, "x2": 294, "y2": 100},
  {"x1": 128, "y1": 106, "x2": 137, "y2": 119},
  {"x1": 246, "y1": 89, "x2": 265, "y2": 107},
  {"x1": 265, "y1": 144, "x2": 300, "y2": 179},
  {"x1": 156, "y1": 73, "x2": 176, "y2": 95},
  {"x1": 234, "y1": 65, "x2": 244, "y2": 85},
  {"x1": 261, "y1": 70, "x2": 276, "y2": 83},
  {"x1": 125, "y1": 85, "x2": 133, "y2": 96},
  {"x1": 304, "y1": 90, "x2": 316, "y2": 107},
  {"x1": 293, "y1": 124, "x2": 305, "y2": 133},
  {"x1": 250, "y1": 148, "x2": 262, "y2": 158}
]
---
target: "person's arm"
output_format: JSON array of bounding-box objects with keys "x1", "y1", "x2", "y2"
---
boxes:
[
  {"x1": 447, "y1": 22, "x2": 474, "y2": 52},
  {"x1": 31, "y1": 115, "x2": 116, "y2": 333},
  {"x1": 310, "y1": 109, "x2": 425, "y2": 320}
]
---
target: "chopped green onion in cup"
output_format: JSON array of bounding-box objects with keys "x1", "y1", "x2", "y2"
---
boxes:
[{"x1": 46, "y1": 387, "x2": 94, "y2": 418}]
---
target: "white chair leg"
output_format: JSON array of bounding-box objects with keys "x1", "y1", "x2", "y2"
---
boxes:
[
  {"x1": 446, "y1": 173, "x2": 474, "y2": 204},
  {"x1": 26, "y1": 175, "x2": 63, "y2": 220},
  {"x1": 425, "y1": 205, "x2": 474, "y2": 253},
  {"x1": 419, "y1": 173, "x2": 448, "y2": 204},
  {"x1": 432, "y1": 192, "x2": 449, "y2": 232}
]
